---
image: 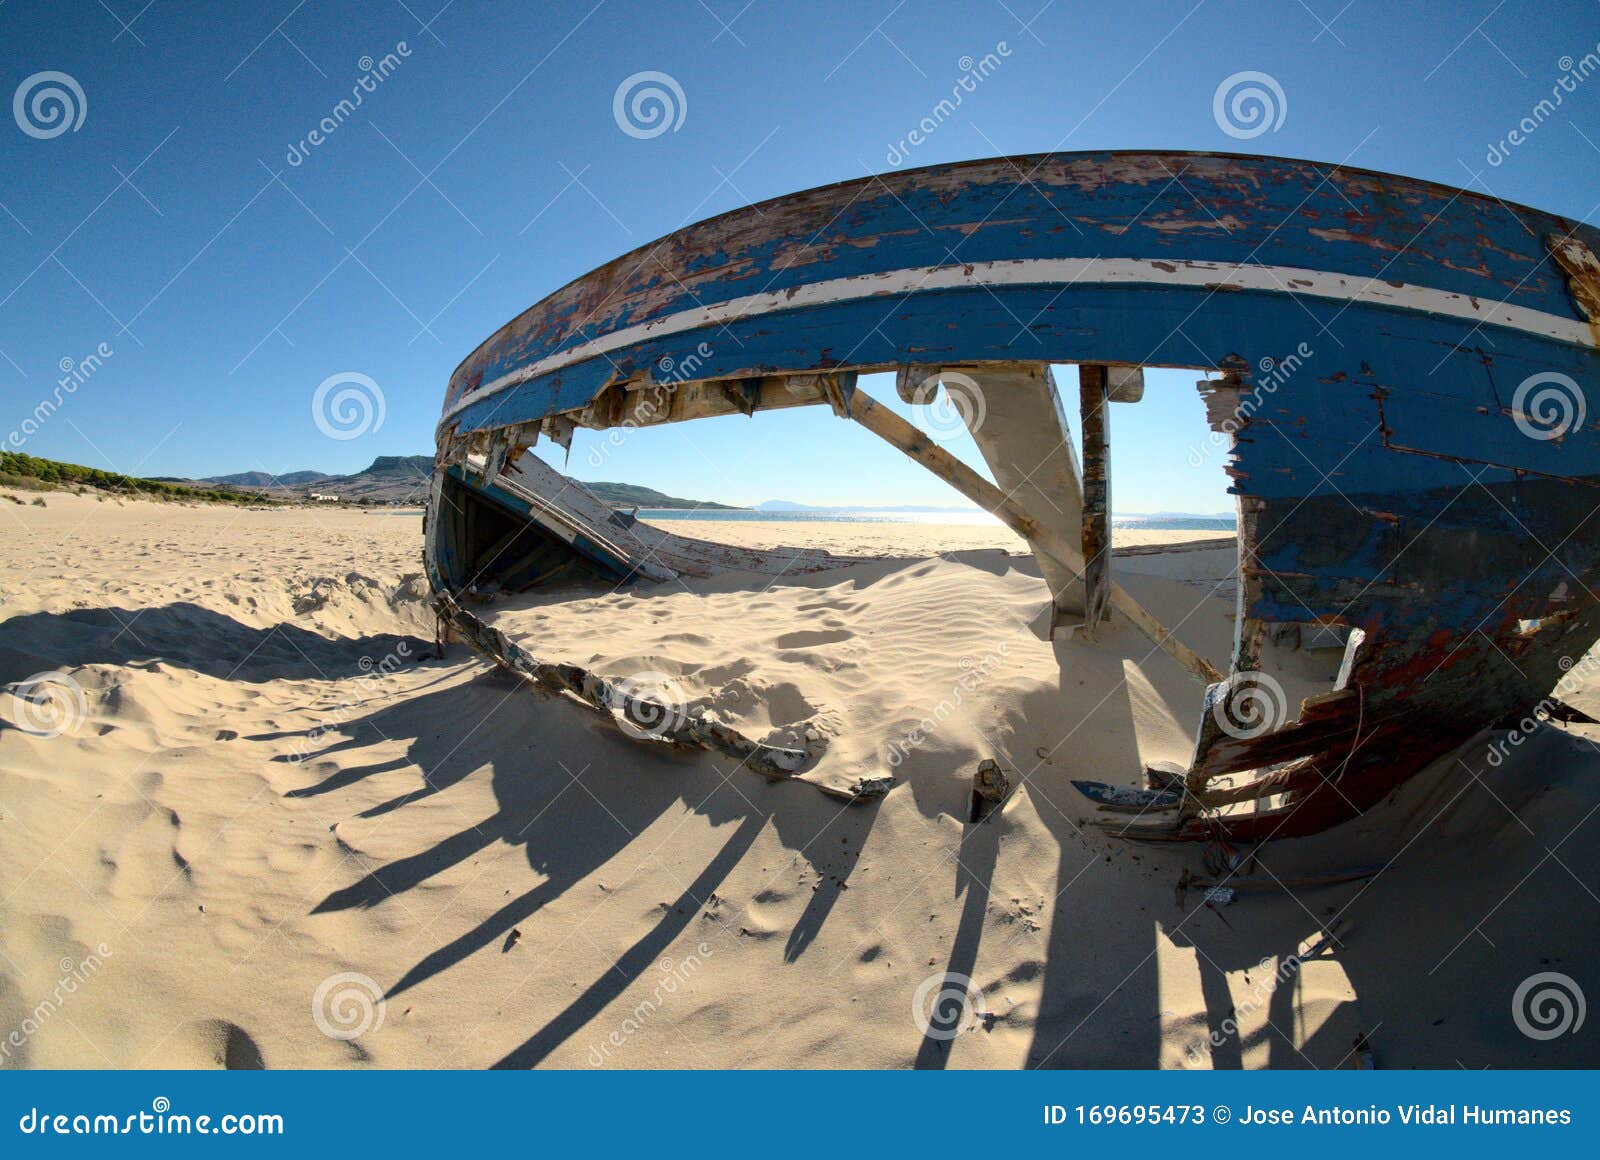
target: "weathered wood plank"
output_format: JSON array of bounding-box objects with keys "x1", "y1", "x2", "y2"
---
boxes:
[
  {"x1": 1078, "y1": 364, "x2": 1112, "y2": 637},
  {"x1": 944, "y1": 364, "x2": 1088, "y2": 625}
]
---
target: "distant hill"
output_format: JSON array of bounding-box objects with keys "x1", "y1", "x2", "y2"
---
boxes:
[
  {"x1": 358, "y1": 455, "x2": 435, "y2": 476},
  {"x1": 587, "y1": 482, "x2": 741, "y2": 510},
  {"x1": 184, "y1": 457, "x2": 736, "y2": 508},
  {"x1": 203, "y1": 469, "x2": 332, "y2": 488},
  {"x1": 191, "y1": 455, "x2": 435, "y2": 503},
  {"x1": 8, "y1": 451, "x2": 741, "y2": 510}
]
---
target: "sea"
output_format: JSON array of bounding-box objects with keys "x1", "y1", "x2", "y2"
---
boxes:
[{"x1": 636, "y1": 508, "x2": 1235, "y2": 532}]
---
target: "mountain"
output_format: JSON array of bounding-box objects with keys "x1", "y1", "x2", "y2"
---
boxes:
[
  {"x1": 203, "y1": 469, "x2": 332, "y2": 488},
  {"x1": 185, "y1": 455, "x2": 434, "y2": 503},
  {"x1": 187, "y1": 457, "x2": 737, "y2": 508},
  {"x1": 314, "y1": 456, "x2": 435, "y2": 502},
  {"x1": 585, "y1": 482, "x2": 741, "y2": 510},
  {"x1": 358, "y1": 455, "x2": 435, "y2": 477}
]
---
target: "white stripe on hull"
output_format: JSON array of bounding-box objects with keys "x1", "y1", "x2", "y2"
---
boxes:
[{"x1": 441, "y1": 256, "x2": 1596, "y2": 429}]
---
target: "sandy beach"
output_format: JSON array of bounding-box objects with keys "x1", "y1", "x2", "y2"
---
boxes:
[
  {"x1": 2, "y1": 489, "x2": 1597, "y2": 1069},
  {"x1": 639, "y1": 517, "x2": 1233, "y2": 557}
]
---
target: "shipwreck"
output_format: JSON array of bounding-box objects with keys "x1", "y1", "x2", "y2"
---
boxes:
[{"x1": 423, "y1": 149, "x2": 1600, "y2": 841}]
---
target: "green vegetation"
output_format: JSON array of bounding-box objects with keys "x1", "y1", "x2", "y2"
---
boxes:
[
  {"x1": 0, "y1": 451, "x2": 739, "y2": 511},
  {"x1": 0, "y1": 451, "x2": 275, "y2": 506},
  {"x1": 585, "y1": 481, "x2": 742, "y2": 510}
]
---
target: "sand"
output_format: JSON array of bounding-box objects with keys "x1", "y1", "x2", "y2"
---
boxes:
[
  {"x1": 1, "y1": 489, "x2": 1597, "y2": 1069},
  {"x1": 642, "y1": 516, "x2": 1232, "y2": 557}
]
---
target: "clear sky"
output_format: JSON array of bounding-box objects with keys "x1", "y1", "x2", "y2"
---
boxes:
[{"x1": 3, "y1": 1, "x2": 1598, "y2": 511}]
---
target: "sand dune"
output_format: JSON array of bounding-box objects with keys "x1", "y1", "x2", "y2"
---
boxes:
[{"x1": 1, "y1": 490, "x2": 1596, "y2": 1068}]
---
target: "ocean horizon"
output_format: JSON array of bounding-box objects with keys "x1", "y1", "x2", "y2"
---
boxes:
[{"x1": 637, "y1": 508, "x2": 1236, "y2": 531}]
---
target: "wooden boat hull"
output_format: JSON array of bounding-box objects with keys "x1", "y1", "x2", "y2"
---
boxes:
[{"x1": 426, "y1": 150, "x2": 1600, "y2": 840}]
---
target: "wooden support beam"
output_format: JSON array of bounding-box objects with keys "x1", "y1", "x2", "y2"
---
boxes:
[
  {"x1": 1078, "y1": 364, "x2": 1112, "y2": 636},
  {"x1": 847, "y1": 389, "x2": 1223, "y2": 684},
  {"x1": 941, "y1": 364, "x2": 1087, "y2": 625}
]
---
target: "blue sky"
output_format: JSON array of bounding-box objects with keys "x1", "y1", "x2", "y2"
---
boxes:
[{"x1": 2, "y1": 0, "x2": 1598, "y2": 510}]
